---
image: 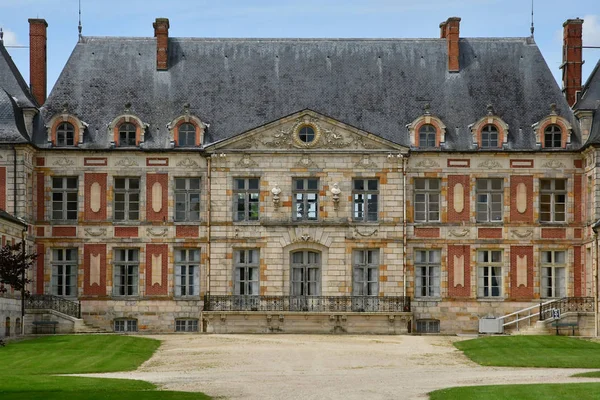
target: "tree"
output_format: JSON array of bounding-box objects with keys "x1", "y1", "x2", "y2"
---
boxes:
[{"x1": 0, "y1": 241, "x2": 36, "y2": 347}]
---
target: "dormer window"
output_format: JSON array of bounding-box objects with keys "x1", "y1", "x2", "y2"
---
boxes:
[
  {"x1": 178, "y1": 123, "x2": 197, "y2": 147},
  {"x1": 56, "y1": 122, "x2": 75, "y2": 147},
  {"x1": 480, "y1": 124, "x2": 499, "y2": 148},
  {"x1": 418, "y1": 124, "x2": 437, "y2": 148},
  {"x1": 119, "y1": 123, "x2": 137, "y2": 147},
  {"x1": 544, "y1": 125, "x2": 562, "y2": 148}
]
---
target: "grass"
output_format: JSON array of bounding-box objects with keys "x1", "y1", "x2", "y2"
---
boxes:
[
  {"x1": 429, "y1": 383, "x2": 600, "y2": 400},
  {"x1": 454, "y1": 335, "x2": 600, "y2": 368},
  {"x1": 0, "y1": 335, "x2": 210, "y2": 399},
  {"x1": 573, "y1": 371, "x2": 600, "y2": 378}
]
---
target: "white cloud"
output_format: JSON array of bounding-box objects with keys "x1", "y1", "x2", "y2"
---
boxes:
[
  {"x1": 1, "y1": 28, "x2": 20, "y2": 46},
  {"x1": 583, "y1": 14, "x2": 600, "y2": 46}
]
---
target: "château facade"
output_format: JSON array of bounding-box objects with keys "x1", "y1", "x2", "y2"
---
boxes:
[{"x1": 1, "y1": 16, "x2": 599, "y2": 335}]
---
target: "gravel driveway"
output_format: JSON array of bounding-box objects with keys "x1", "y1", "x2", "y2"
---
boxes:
[{"x1": 79, "y1": 334, "x2": 600, "y2": 399}]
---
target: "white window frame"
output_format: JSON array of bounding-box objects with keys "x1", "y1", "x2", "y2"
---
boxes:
[
  {"x1": 175, "y1": 249, "x2": 200, "y2": 297},
  {"x1": 114, "y1": 319, "x2": 137, "y2": 332},
  {"x1": 476, "y1": 178, "x2": 503, "y2": 222},
  {"x1": 414, "y1": 178, "x2": 440, "y2": 222},
  {"x1": 415, "y1": 249, "x2": 441, "y2": 298},
  {"x1": 175, "y1": 319, "x2": 199, "y2": 332},
  {"x1": 233, "y1": 178, "x2": 260, "y2": 221},
  {"x1": 234, "y1": 249, "x2": 260, "y2": 296},
  {"x1": 114, "y1": 177, "x2": 140, "y2": 221},
  {"x1": 541, "y1": 250, "x2": 566, "y2": 298},
  {"x1": 540, "y1": 179, "x2": 567, "y2": 223},
  {"x1": 290, "y1": 250, "x2": 321, "y2": 296},
  {"x1": 51, "y1": 248, "x2": 78, "y2": 297},
  {"x1": 353, "y1": 179, "x2": 379, "y2": 222},
  {"x1": 51, "y1": 177, "x2": 78, "y2": 221},
  {"x1": 352, "y1": 249, "x2": 379, "y2": 296},
  {"x1": 293, "y1": 178, "x2": 319, "y2": 221},
  {"x1": 477, "y1": 250, "x2": 503, "y2": 298},
  {"x1": 113, "y1": 249, "x2": 139, "y2": 296},
  {"x1": 174, "y1": 178, "x2": 201, "y2": 221}
]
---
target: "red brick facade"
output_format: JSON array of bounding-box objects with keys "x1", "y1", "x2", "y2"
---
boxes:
[
  {"x1": 510, "y1": 246, "x2": 534, "y2": 299},
  {"x1": 478, "y1": 228, "x2": 502, "y2": 239},
  {"x1": 84, "y1": 173, "x2": 107, "y2": 220},
  {"x1": 176, "y1": 225, "x2": 199, "y2": 237},
  {"x1": 510, "y1": 175, "x2": 533, "y2": 223},
  {"x1": 447, "y1": 175, "x2": 470, "y2": 222},
  {"x1": 51, "y1": 226, "x2": 77, "y2": 237},
  {"x1": 146, "y1": 173, "x2": 168, "y2": 222},
  {"x1": 36, "y1": 243, "x2": 44, "y2": 294},
  {"x1": 574, "y1": 174, "x2": 582, "y2": 223},
  {"x1": 114, "y1": 226, "x2": 139, "y2": 237},
  {"x1": 28, "y1": 19, "x2": 47, "y2": 105},
  {"x1": 36, "y1": 172, "x2": 44, "y2": 221},
  {"x1": 574, "y1": 245, "x2": 582, "y2": 297},
  {"x1": 84, "y1": 244, "x2": 106, "y2": 296},
  {"x1": 447, "y1": 245, "x2": 470, "y2": 297},
  {"x1": 0, "y1": 166, "x2": 5, "y2": 210},
  {"x1": 145, "y1": 244, "x2": 168, "y2": 296},
  {"x1": 541, "y1": 228, "x2": 566, "y2": 239},
  {"x1": 414, "y1": 227, "x2": 440, "y2": 238}
]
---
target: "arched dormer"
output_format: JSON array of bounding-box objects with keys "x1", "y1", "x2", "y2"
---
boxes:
[
  {"x1": 46, "y1": 106, "x2": 87, "y2": 147},
  {"x1": 532, "y1": 105, "x2": 573, "y2": 149},
  {"x1": 167, "y1": 105, "x2": 206, "y2": 147},
  {"x1": 406, "y1": 106, "x2": 446, "y2": 149},
  {"x1": 469, "y1": 106, "x2": 509, "y2": 149},
  {"x1": 107, "y1": 107, "x2": 148, "y2": 148}
]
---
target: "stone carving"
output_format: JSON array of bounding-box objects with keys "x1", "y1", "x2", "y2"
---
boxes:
[
  {"x1": 478, "y1": 159, "x2": 502, "y2": 169},
  {"x1": 541, "y1": 160, "x2": 567, "y2": 169},
  {"x1": 330, "y1": 182, "x2": 341, "y2": 210},
  {"x1": 53, "y1": 157, "x2": 75, "y2": 167},
  {"x1": 296, "y1": 156, "x2": 319, "y2": 169},
  {"x1": 84, "y1": 228, "x2": 107, "y2": 237},
  {"x1": 354, "y1": 155, "x2": 378, "y2": 169},
  {"x1": 293, "y1": 232, "x2": 313, "y2": 242},
  {"x1": 449, "y1": 229, "x2": 469, "y2": 237},
  {"x1": 414, "y1": 159, "x2": 440, "y2": 168},
  {"x1": 177, "y1": 157, "x2": 199, "y2": 168},
  {"x1": 263, "y1": 126, "x2": 295, "y2": 148},
  {"x1": 353, "y1": 227, "x2": 378, "y2": 237},
  {"x1": 236, "y1": 154, "x2": 258, "y2": 168},
  {"x1": 147, "y1": 227, "x2": 168, "y2": 237},
  {"x1": 271, "y1": 184, "x2": 281, "y2": 209},
  {"x1": 511, "y1": 230, "x2": 533, "y2": 238},
  {"x1": 115, "y1": 157, "x2": 139, "y2": 167}
]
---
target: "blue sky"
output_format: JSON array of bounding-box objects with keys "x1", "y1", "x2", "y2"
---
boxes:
[{"x1": 1, "y1": 0, "x2": 599, "y2": 92}]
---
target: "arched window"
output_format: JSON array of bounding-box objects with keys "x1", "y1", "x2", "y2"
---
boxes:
[
  {"x1": 418, "y1": 124, "x2": 437, "y2": 148},
  {"x1": 290, "y1": 251, "x2": 321, "y2": 297},
  {"x1": 118, "y1": 123, "x2": 137, "y2": 147},
  {"x1": 480, "y1": 124, "x2": 498, "y2": 148},
  {"x1": 56, "y1": 122, "x2": 75, "y2": 146},
  {"x1": 544, "y1": 124, "x2": 562, "y2": 148},
  {"x1": 178, "y1": 123, "x2": 197, "y2": 147}
]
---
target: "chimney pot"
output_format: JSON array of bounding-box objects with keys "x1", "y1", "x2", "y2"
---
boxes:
[
  {"x1": 153, "y1": 18, "x2": 170, "y2": 71},
  {"x1": 28, "y1": 18, "x2": 48, "y2": 106},
  {"x1": 561, "y1": 18, "x2": 584, "y2": 107}
]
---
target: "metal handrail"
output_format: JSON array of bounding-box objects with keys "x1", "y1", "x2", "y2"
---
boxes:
[
  {"x1": 500, "y1": 299, "x2": 558, "y2": 328},
  {"x1": 25, "y1": 294, "x2": 81, "y2": 319}
]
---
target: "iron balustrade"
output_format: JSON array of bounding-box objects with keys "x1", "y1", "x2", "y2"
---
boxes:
[
  {"x1": 25, "y1": 294, "x2": 81, "y2": 319},
  {"x1": 204, "y1": 295, "x2": 411, "y2": 313},
  {"x1": 539, "y1": 297, "x2": 594, "y2": 321}
]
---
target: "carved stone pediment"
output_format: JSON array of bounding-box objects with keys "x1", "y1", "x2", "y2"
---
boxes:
[{"x1": 207, "y1": 110, "x2": 407, "y2": 153}]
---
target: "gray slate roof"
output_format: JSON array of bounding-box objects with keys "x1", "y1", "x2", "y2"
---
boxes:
[
  {"x1": 0, "y1": 43, "x2": 36, "y2": 109},
  {"x1": 576, "y1": 60, "x2": 600, "y2": 146},
  {"x1": 39, "y1": 36, "x2": 578, "y2": 150}
]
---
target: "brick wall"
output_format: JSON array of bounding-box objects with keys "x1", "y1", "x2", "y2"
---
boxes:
[
  {"x1": 176, "y1": 225, "x2": 199, "y2": 237},
  {"x1": 447, "y1": 245, "x2": 470, "y2": 297},
  {"x1": 574, "y1": 174, "x2": 582, "y2": 223},
  {"x1": 447, "y1": 175, "x2": 469, "y2": 222},
  {"x1": 0, "y1": 167, "x2": 5, "y2": 211},
  {"x1": 36, "y1": 172, "x2": 44, "y2": 221},
  {"x1": 510, "y1": 246, "x2": 533, "y2": 299},
  {"x1": 510, "y1": 175, "x2": 533, "y2": 223},
  {"x1": 84, "y1": 173, "x2": 107, "y2": 220},
  {"x1": 145, "y1": 244, "x2": 168, "y2": 296},
  {"x1": 146, "y1": 173, "x2": 168, "y2": 222},
  {"x1": 35, "y1": 243, "x2": 44, "y2": 294},
  {"x1": 574, "y1": 245, "x2": 582, "y2": 297},
  {"x1": 84, "y1": 244, "x2": 106, "y2": 296}
]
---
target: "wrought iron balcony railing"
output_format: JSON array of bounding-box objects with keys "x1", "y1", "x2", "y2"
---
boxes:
[
  {"x1": 25, "y1": 294, "x2": 81, "y2": 319},
  {"x1": 539, "y1": 297, "x2": 594, "y2": 321},
  {"x1": 204, "y1": 295, "x2": 411, "y2": 313}
]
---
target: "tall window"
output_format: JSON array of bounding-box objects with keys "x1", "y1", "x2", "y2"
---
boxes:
[
  {"x1": 544, "y1": 125, "x2": 562, "y2": 148},
  {"x1": 113, "y1": 249, "x2": 139, "y2": 296},
  {"x1": 51, "y1": 248, "x2": 77, "y2": 297},
  {"x1": 293, "y1": 178, "x2": 319, "y2": 221},
  {"x1": 233, "y1": 178, "x2": 260, "y2": 221},
  {"x1": 175, "y1": 249, "x2": 200, "y2": 297},
  {"x1": 476, "y1": 178, "x2": 503, "y2": 222},
  {"x1": 480, "y1": 124, "x2": 498, "y2": 148},
  {"x1": 178, "y1": 123, "x2": 196, "y2": 147},
  {"x1": 540, "y1": 179, "x2": 566, "y2": 222},
  {"x1": 52, "y1": 177, "x2": 78, "y2": 221},
  {"x1": 477, "y1": 250, "x2": 503, "y2": 298},
  {"x1": 175, "y1": 178, "x2": 200, "y2": 221},
  {"x1": 291, "y1": 251, "x2": 320, "y2": 296},
  {"x1": 114, "y1": 178, "x2": 140, "y2": 221},
  {"x1": 118, "y1": 123, "x2": 137, "y2": 146},
  {"x1": 56, "y1": 122, "x2": 75, "y2": 146},
  {"x1": 352, "y1": 249, "x2": 379, "y2": 296},
  {"x1": 414, "y1": 178, "x2": 440, "y2": 222},
  {"x1": 353, "y1": 179, "x2": 379, "y2": 222},
  {"x1": 234, "y1": 249, "x2": 259, "y2": 295},
  {"x1": 415, "y1": 249, "x2": 441, "y2": 298},
  {"x1": 541, "y1": 250, "x2": 566, "y2": 298},
  {"x1": 418, "y1": 124, "x2": 436, "y2": 148}
]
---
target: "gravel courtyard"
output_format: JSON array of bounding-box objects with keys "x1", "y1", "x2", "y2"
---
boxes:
[{"x1": 81, "y1": 334, "x2": 600, "y2": 399}]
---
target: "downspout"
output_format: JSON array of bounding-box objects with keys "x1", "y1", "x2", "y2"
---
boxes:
[
  {"x1": 206, "y1": 155, "x2": 211, "y2": 298},
  {"x1": 402, "y1": 155, "x2": 408, "y2": 300},
  {"x1": 12, "y1": 145, "x2": 17, "y2": 216}
]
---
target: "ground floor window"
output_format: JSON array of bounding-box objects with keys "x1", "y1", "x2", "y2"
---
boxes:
[
  {"x1": 416, "y1": 319, "x2": 440, "y2": 333},
  {"x1": 541, "y1": 250, "x2": 566, "y2": 298},
  {"x1": 175, "y1": 249, "x2": 200, "y2": 297},
  {"x1": 477, "y1": 250, "x2": 503, "y2": 298},
  {"x1": 291, "y1": 250, "x2": 321, "y2": 296},
  {"x1": 175, "y1": 319, "x2": 199, "y2": 332},
  {"x1": 234, "y1": 249, "x2": 260, "y2": 296},
  {"x1": 51, "y1": 248, "x2": 78, "y2": 297},
  {"x1": 352, "y1": 249, "x2": 379, "y2": 296},
  {"x1": 114, "y1": 319, "x2": 137, "y2": 332},
  {"x1": 113, "y1": 249, "x2": 139, "y2": 296},
  {"x1": 415, "y1": 249, "x2": 441, "y2": 298}
]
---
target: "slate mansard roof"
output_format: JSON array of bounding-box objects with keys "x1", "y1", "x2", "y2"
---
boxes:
[{"x1": 38, "y1": 35, "x2": 578, "y2": 150}]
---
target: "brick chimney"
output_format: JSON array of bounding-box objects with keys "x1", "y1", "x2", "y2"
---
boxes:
[
  {"x1": 28, "y1": 18, "x2": 48, "y2": 106},
  {"x1": 561, "y1": 18, "x2": 584, "y2": 107},
  {"x1": 441, "y1": 17, "x2": 461, "y2": 72},
  {"x1": 153, "y1": 18, "x2": 170, "y2": 71}
]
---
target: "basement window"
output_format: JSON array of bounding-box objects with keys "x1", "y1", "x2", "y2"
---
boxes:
[
  {"x1": 175, "y1": 319, "x2": 199, "y2": 332},
  {"x1": 416, "y1": 319, "x2": 440, "y2": 333},
  {"x1": 114, "y1": 319, "x2": 138, "y2": 332}
]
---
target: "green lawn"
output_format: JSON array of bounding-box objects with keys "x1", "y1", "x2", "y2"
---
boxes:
[
  {"x1": 454, "y1": 335, "x2": 600, "y2": 368},
  {"x1": 0, "y1": 335, "x2": 210, "y2": 399},
  {"x1": 430, "y1": 383, "x2": 600, "y2": 400},
  {"x1": 573, "y1": 371, "x2": 600, "y2": 378}
]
